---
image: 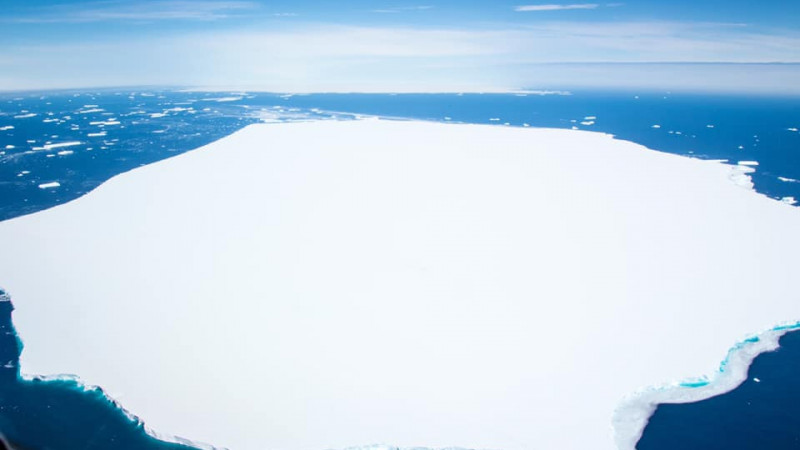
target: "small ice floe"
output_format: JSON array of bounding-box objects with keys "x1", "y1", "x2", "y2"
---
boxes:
[
  {"x1": 152, "y1": 130, "x2": 167, "y2": 134},
  {"x1": 46, "y1": 154, "x2": 55, "y2": 158},
  {"x1": 57, "y1": 150, "x2": 74, "y2": 156},
  {"x1": 788, "y1": 128, "x2": 799, "y2": 132},
  {"x1": 730, "y1": 164, "x2": 756, "y2": 189},
  {"x1": 5, "y1": 145, "x2": 14, "y2": 149},
  {"x1": 651, "y1": 124, "x2": 661, "y2": 129},
  {"x1": 489, "y1": 118, "x2": 501, "y2": 122},
  {"x1": 38, "y1": 181, "x2": 60, "y2": 189},
  {"x1": 87, "y1": 132, "x2": 107, "y2": 137},
  {"x1": 14, "y1": 113, "x2": 37, "y2": 119},
  {"x1": 514, "y1": 89, "x2": 571, "y2": 96},
  {"x1": 0, "y1": 125, "x2": 14, "y2": 131},
  {"x1": 444, "y1": 117, "x2": 452, "y2": 121},
  {"x1": 738, "y1": 161, "x2": 759, "y2": 166},
  {"x1": 571, "y1": 126, "x2": 579, "y2": 130},
  {"x1": 150, "y1": 113, "x2": 168, "y2": 118},
  {"x1": 89, "y1": 120, "x2": 121, "y2": 126},
  {"x1": 675, "y1": 131, "x2": 682, "y2": 135},
  {"x1": 77, "y1": 108, "x2": 104, "y2": 114},
  {"x1": 580, "y1": 121, "x2": 595, "y2": 126},
  {"x1": 36, "y1": 141, "x2": 82, "y2": 151},
  {"x1": 778, "y1": 176, "x2": 798, "y2": 183},
  {"x1": 204, "y1": 97, "x2": 243, "y2": 102},
  {"x1": 781, "y1": 197, "x2": 797, "y2": 205},
  {"x1": 584, "y1": 116, "x2": 597, "y2": 120},
  {"x1": 523, "y1": 123, "x2": 530, "y2": 127},
  {"x1": 738, "y1": 145, "x2": 745, "y2": 150}
]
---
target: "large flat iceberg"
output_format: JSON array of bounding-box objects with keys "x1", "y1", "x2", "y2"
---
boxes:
[{"x1": 0, "y1": 119, "x2": 799, "y2": 450}]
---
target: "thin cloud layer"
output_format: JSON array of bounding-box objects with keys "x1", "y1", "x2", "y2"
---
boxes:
[
  {"x1": 371, "y1": 6, "x2": 435, "y2": 14},
  {"x1": 516, "y1": 4, "x2": 599, "y2": 12},
  {"x1": 1, "y1": 18, "x2": 799, "y2": 92},
  {"x1": 5, "y1": 0, "x2": 258, "y2": 23}
]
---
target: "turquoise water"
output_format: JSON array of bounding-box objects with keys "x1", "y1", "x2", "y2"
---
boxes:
[
  {"x1": 1, "y1": 89, "x2": 799, "y2": 449},
  {"x1": 639, "y1": 331, "x2": 800, "y2": 449}
]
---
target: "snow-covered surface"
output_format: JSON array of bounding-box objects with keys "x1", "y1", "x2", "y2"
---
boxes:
[{"x1": 0, "y1": 119, "x2": 799, "y2": 450}]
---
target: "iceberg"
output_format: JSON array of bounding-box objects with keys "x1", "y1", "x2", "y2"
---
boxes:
[{"x1": 0, "y1": 119, "x2": 798, "y2": 450}]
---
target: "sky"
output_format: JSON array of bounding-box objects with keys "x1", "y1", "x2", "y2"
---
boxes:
[{"x1": 1, "y1": 0, "x2": 799, "y2": 93}]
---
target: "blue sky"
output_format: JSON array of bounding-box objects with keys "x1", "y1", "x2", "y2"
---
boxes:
[{"x1": 1, "y1": 0, "x2": 799, "y2": 92}]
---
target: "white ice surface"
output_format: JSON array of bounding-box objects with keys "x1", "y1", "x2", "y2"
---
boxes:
[
  {"x1": 34, "y1": 141, "x2": 82, "y2": 151},
  {"x1": 1, "y1": 120, "x2": 799, "y2": 450}
]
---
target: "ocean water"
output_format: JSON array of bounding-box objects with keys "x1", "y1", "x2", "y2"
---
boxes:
[{"x1": 0, "y1": 89, "x2": 799, "y2": 449}]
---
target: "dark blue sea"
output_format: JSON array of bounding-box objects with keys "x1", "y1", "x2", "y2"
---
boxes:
[{"x1": 0, "y1": 89, "x2": 799, "y2": 449}]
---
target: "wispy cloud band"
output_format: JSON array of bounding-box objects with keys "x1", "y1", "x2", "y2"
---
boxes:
[
  {"x1": 371, "y1": 5, "x2": 434, "y2": 14},
  {"x1": 515, "y1": 4, "x2": 599, "y2": 12}
]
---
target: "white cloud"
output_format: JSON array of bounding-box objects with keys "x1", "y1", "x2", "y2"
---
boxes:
[{"x1": 515, "y1": 4, "x2": 599, "y2": 12}]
